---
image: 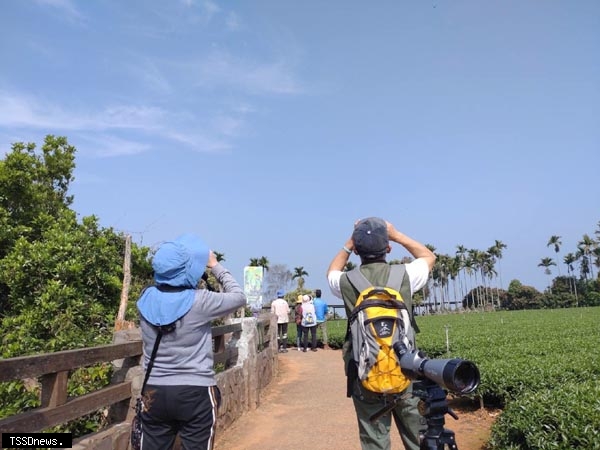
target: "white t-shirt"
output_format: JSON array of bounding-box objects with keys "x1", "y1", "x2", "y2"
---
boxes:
[
  {"x1": 270, "y1": 298, "x2": 290, "y2": 324},
  {"x1": 327, "y1": 258, "x2": 430, "y2": 300}
]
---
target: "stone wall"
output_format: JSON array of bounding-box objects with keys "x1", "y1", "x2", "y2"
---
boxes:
[
  {"x1": 216, "y1": 314, "x2": 278, "y2": 431},
  {"x1": 73, "y1": 313, "x2": 278, "y2": 450}
]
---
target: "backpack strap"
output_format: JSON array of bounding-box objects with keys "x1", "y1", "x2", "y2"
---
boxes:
[
  {"x1": 141, "y1": 329, "x2": 163, "y2": 395},
  {"x1": 345, "y1": 267, "x2": 372, "y2": 294},
  {"x1": 346, "y1": 265, "x2": 406, "y2": 301},
  {"x1": 347, "y1": 264, "x2": 420, "y2": 334},
  {"x1": 387, "y1": 264, "x2": 406, "y2": 292},
  {"x1": 389, "y1": 264, "x2": 420, "y2": 334}
]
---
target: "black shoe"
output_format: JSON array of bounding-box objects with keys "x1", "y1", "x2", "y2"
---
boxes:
[
  {"x1": 302, "y1": 348, "x2": 307, "y2": 352},
  {"x1": 311, "y1": 348, "x2": 318, "y2": 352}
]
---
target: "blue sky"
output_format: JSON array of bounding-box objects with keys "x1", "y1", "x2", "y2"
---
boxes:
[{"x1": 1, "y1": 0, "x2": 598, "y2": 299}]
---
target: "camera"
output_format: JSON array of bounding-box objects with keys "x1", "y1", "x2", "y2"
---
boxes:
[{"x1": 393, "y1": 343, "x2": 480, "y2": 395}]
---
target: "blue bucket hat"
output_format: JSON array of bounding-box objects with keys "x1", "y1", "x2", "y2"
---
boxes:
[
  {"x1": 276, "y1": 289, "x2": 285, "y2": 298},
  {"x1": 152, "y1": 234, "x2": 209, "y2": 288},
  {"x1": 137, "y1": 234, "x2": 209, "y2": 326}
]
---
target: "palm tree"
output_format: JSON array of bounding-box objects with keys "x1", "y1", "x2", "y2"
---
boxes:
[
  {"x1": 563, "y1": 252, "x2": 579, "y2": 306},
  {"x1": 577, "y1": 235, "x2": 596, "y2": 280},
  {"x1": 463, "y1": 252, "x2": 477, "y2": 308},
  {"x1": 214, "y1": 251, "x2": 225, "y2": 262},
  {"x1": 468, "y1": 249, "x2": 486, "y2": 309},
  {"x1": 547, "y1": 235, "x2": 562, "y2": 275},
  {"x1": 575, "y1": 249, "x2": 590, "y2": 281},
  {"x1": 249, "y1": 257, "x2": 260, "y2": 267},
  {"x1": 249, "y1": 256, "x2": 270, "y2": 272},
  {"x1": 538, "y1": 257, "x2": 556, "y2": 291},
  {"x1": 292, "y1": 266, "x2": 309, "y2": 290},
  {"x1": 258, "y1": 256, "x2": 270, "y2": 272},
  {"x1": 477, "y1": 251, "x2": 495, "y2": 308},
  {"x1": 448, "y1": 256, "x2": 461, "y2": 310},
  {"x1": 455, "y1": 245, "x2": 468, "y2": 300},
  {"x1": 593, "y1": 247, "x2": 600, "y2": 281},
  {"x1": 431, "y1": 254, "x2": 449, "y2": 311},
  {"x1": 490, "y1": 240, "x2": 507, "y2": 290}
]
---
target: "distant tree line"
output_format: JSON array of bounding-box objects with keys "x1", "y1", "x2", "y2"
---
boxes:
[{"x1": 414, "y1": 227, "x2": 600, "y2": 313}]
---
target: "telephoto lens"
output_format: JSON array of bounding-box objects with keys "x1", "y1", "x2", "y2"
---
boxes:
[{"x1": 395, "y1": 344, "x2": 480, "y2": 394}]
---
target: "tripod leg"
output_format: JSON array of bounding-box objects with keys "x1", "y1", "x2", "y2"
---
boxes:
[{"x1": 420, "y1": 427, "x2": 458, "y2": 450}]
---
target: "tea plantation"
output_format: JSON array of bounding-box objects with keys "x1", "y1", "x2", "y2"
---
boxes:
[{"x1": 292, "y1": 307, "x2": 600, "y2": 449}]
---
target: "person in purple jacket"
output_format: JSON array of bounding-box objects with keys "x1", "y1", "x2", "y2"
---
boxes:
[{"x1": 137, "y1": 234, "x2": 246, "y2": 450}]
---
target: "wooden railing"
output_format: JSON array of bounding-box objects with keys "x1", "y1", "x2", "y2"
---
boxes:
[{"x1": 0, "y1": 323, "x2": 243, "y2": 437}]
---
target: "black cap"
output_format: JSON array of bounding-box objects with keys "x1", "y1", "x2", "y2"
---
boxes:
[{"x1": 352, "y1": 217, "x2": 389, "y2": 259}]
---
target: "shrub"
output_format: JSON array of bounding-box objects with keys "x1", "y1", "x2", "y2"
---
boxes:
[{"x1": 488, "y1": 379, "x2": 600, "y2": 449}]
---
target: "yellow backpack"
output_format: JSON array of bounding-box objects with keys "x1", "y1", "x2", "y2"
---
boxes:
[{"x1": 346, "y1": 266, "x2": 414, "y2": 394}]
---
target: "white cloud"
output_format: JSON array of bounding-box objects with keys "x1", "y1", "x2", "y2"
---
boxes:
[
  {"x1": 134, "y1": 63, "x2": 173, "y2": 95},
  {"x1": 202, "y1": 1, "x2": 221, "y2": 19},
  {"x1": 0, "y1": 92, "x2": 164, "y2": 132},
  {"x1": 232, "y1": 103, "x2": 257, "y2": 115},
  {"x1": 35, "y1": 0, "x2": 85, "y2": 24},
  {"x1": 79, "y1": 134, "x2": 151, "y2": 158},
  {"x1": 211, "y1": 115, "x2": 244, "y2": 137},
  {"x1": 164, "y1": 130, "x2": 231, "y2": 153},
  {"x1": 193, "y1": 51, "x2": 302, "y2": 95},
  {"x1": 99, "y1": 106, "x2": 166, "y2": 131},
  {"x1": 225, "y1": 12, "x2": 241, "y2": 31},
  {"x1": 0, "y1": 91, "x2": 242, "y2": 156}
]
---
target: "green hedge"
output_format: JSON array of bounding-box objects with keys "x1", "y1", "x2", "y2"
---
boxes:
[{"x1": 488, "y1": 379, "x2": 600, "y2": 449}]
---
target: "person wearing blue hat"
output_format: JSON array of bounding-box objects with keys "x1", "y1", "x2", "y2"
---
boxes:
[
  {"x1": 136, "y1": 233, "x2": 246, "y2": 450},
  {"x1": 270, "y1": 289, "x2": 290, "y2": 352}
]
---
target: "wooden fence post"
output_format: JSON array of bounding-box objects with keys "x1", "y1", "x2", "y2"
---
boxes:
[{"x1": 115, "y1": 234, "x2": 133, "y2": 331}]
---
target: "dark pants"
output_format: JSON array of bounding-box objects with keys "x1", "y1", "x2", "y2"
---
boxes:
[
  {"x1": 277, "y1": 323, "x2": 289, "y2": 349},
  {"x1": 141, "y1": 384, "x2": 221, "y2": 450},
  {"x1": 303, "y1": 325, "x2": 317, "y2": 350},
  {"x1": 296, "y1": 324, "x2": 304, "y2": 347}
]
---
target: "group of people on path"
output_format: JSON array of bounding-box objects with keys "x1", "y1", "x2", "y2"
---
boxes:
[
  {"x1": 270, "y1": 288, "x2": 329, "y2": 353},
  {"x1": 134, "y1": 216, "x2": 436, "y2": 450}
]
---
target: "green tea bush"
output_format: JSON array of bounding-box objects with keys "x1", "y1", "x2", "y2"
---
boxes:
[{"x1": 488, "y1": 379, "x2": 600, "y2": 450}]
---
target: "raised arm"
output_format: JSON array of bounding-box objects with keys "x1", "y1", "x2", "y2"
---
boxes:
[
  {"x1": 386, "y1": 221, "x2": 436, "y2": 271},
  {"x1": 327, "y1": 236, "x2": 354, "y2": 275}
]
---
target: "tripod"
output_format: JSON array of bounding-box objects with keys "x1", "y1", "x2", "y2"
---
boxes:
[{"x1": 412, "y1": 379, "x2": 460, "y2": 450}]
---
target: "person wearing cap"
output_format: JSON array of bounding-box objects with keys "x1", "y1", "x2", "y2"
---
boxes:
[
  {"x1": 270, "y1": 290, "x2": 291, "y2": 353},
  {"x1": 136, "y1": 234, "x2": 246, "y2": 450},
  {"x1": 326, "y1": 218, "x2": 436, "y2": 450},
  {"x1": 300, "y1": 294, "x2": 318, "y2": 352}
]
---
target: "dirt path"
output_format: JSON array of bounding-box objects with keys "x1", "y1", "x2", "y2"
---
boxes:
[{"x1": 214, "y1": 348, "x2": 497, "y2": 450}]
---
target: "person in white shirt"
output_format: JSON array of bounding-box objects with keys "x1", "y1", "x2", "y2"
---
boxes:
[{"x1": 270, "y1": 290, "x2": 291, "y2": 353}]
